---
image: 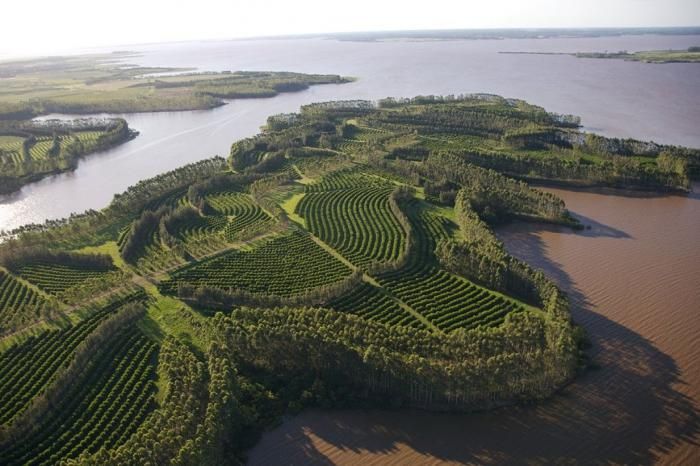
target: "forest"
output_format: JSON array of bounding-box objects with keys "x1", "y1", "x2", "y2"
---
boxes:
[{"x1": 4, "y1": 94, "x2": 698, "y2": 464}]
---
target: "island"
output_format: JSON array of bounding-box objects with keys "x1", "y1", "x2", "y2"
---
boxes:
[{"x1": 0, "y1": 95, "x2": 698, "y2": 464}]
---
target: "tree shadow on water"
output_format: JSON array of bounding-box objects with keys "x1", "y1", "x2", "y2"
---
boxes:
[
  {"x1": 513, "y1": 213, "x2": 632, "y2": 239},
  {"x1": 247, "y1": 225, "x2": 699, "y2": 466}
]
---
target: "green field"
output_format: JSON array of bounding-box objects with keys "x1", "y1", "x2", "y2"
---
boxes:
[
  {"x1": 1, "y1": 319, "x2": 157, "y2": 465},
  {"x1": 297, "y1": 168, "x2": 406, "y2": 267},
  {"x1": 0, "y1": 293, "x2": 145, "y2": 427},
  {"x1": 160, "y1": 230, "x2": 353, "y2": 297}
]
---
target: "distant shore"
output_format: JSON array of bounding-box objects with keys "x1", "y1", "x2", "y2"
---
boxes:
[{"x1": 500, "y1": 47, "x2": 700, "y2": 63}]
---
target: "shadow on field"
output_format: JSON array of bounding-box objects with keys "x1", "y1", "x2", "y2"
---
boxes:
[{"x1": 247, "y1": 221, "x2": 700, "y2": 466}]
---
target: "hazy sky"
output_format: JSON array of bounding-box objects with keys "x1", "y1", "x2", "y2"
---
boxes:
[{"x1": 1, "y1": 0, "x2": 699, "y2": 58}]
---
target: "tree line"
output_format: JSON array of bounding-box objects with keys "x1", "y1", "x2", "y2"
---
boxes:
[
  {"x1": 176, "y1": 270, "x2": 364, "y2": 310},
  {"x1": 449, "y1": 147, "x2": 691, "y2": 191},
  {"x1": 0, "y1": 246, "x2": 114, "y2": 273},
  {"x1": 214, "y1": 306, "x2": 578, "y2": 410}
]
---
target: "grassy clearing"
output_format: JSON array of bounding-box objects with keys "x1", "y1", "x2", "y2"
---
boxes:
[{"x1": 280, "y1": 192, "x2": 307, "y2": 227}]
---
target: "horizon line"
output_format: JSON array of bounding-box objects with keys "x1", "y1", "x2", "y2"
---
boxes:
[{"x1": 2, "y1": 25, "x2": 699, "y2": 62}]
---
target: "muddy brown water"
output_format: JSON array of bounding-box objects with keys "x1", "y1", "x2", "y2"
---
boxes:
[{"x1": 247, "y1": 184, "x2": 700, "y2": 465}]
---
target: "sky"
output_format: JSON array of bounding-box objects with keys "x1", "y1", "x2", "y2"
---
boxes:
[{"x1": 1, "y1": 0, "x2": 699, "y2": 59}]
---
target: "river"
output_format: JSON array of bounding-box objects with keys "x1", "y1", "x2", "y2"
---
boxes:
[{"x1": 1, "y1": 33, "x2": 699, "y2": 231}]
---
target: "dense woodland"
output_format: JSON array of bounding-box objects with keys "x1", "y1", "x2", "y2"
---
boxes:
[{"x1": 3, "y1": 94, "x2": 698, "y2": 464}]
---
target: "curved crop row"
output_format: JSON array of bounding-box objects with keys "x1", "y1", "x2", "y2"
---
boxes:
[
  {"x1": 115, "y1": 225, "x2": 131, "y2": 251},
  {"x1": 0, "y1": 270, "x2": 48, "y2": 332},
  {"x1": 326, "y1": 281, "x2": 425, "y2": 329},
  {"x1": 123, "y1": 191, "x2": 271, "y2": 270},
  {"x1": 206, "y1": 191, "x2": 272, "y2": 241},
  {"x1": 0, "y1": 325, "x2": 158, "y2": 466},
  {"x1": 0, "y1": 131, "x2": 108, "y2": 166},
  {"x1": 142, "y1": 187, "x2": 188, "y2": 212},
  {"x1": 303, "y1": 167, "x2": 390, "y2": 193},
  {"x1": 13, "y1": 132, "x2": 105, "y2": 164},
  {"x1": 27, "y1": 138, "x2": 55, "y2": 161},
  {"x1": 0, "y1": 136, "x2": 24, "y2": 164},
  {"x1": 160, "y1": 230, "x2": 352, "y2": 297},
  {"x1": 15, "y1": 261, "x2": 117, "y2": 296},
  {"x1": 297, "y1": 185, "x2": 405, "y2": 266},
  {"x1": 66, "y1": 338, "x2": 239, "y2": 465},
  {"x1": 137, "y1": 230, "x2": 185, "y2": 274},
  {"x1": 377, "y1": 201, "x2": 525, "y2": 332},
  {"x1": 335, "y1": 139, "x2": 367, "y2": 155},
  {"x1": 171, "y1": 214, "x2": 224, "y2": 241},
  {"x1": 0, "y1": 292, "x2": 146, "y2": 425}
]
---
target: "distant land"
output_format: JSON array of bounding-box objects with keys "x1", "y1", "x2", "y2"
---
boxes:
[
  {"x1": 0, "y1": 52, "x2": 351, "y2": 120},
  {"x1": 500, "y1": 46, "x2": 700, "y2": 63},
  {"x1": 307, "y1": 27, "x2": 700, "y2": 42}
]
